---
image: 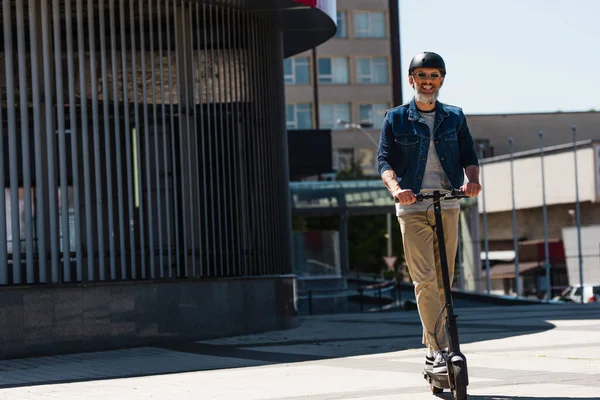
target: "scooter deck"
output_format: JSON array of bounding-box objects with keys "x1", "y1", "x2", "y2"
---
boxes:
[{"x1": 423, "y1": 369, "x2": 450, "y2": 390}]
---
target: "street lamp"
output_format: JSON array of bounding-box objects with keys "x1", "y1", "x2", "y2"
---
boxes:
[{"x1": 336, "y1": 119, "x2": 378, "y2": 148}]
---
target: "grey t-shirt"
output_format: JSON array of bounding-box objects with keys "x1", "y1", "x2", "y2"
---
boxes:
[{"x1": 396, "y1": 110, "x2": 459, "y2": 216}]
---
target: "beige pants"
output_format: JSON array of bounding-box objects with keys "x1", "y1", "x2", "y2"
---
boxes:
[{"x1": 398, "y1": 208, "x2": 460, "y2": 351}]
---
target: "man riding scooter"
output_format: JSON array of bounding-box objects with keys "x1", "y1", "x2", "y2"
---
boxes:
[{"x1": 377, "y1": 51, "x2": 482, "y2": 374}]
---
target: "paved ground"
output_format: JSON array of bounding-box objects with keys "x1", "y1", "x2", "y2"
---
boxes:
[{"x1": 0, "y1": 303, "x2": 599, "y2": 399}]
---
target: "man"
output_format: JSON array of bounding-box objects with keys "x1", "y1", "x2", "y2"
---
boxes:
[{"x1": 377, "y1": 52, "x2": 482, "y2": 374}]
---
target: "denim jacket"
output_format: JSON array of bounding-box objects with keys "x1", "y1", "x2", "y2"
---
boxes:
[{"x1": 377, "y1": 99, "x2": 479, "y2": 193}]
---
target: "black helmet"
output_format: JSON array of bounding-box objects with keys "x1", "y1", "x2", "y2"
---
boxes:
[{"x1": 408, "y1": 52, "x2": 446, "y2": 76}]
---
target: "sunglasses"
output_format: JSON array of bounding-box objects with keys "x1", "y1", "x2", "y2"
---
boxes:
[{"x1": 412, "y1": 72, "x2": 442, "y2": 79}]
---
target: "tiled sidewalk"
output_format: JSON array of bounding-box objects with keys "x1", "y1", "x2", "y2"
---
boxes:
[{"x1": 0, "y1": 303, "x2": 599, "y2": 399}]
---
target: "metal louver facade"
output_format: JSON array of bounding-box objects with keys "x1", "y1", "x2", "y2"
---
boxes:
[{"x1": 0, "y1": 0, "x2": 297, "y2": 285}]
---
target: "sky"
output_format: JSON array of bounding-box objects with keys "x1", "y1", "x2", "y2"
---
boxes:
[{"x1": 399, "y1": 0, "x2": 600, "y2": 115}]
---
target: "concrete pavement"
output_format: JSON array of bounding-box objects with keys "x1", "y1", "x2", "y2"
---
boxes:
[{"x1": 0, "y1": 303, "x2": 599, "y2": 399}]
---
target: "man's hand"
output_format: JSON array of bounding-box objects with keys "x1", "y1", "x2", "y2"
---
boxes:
[
  {"x1": 394, "y1": 189, "x2": 417, "y2": 205},
  {"x1": 460, "y1": 182, "x2": 482, "y2": 197}
]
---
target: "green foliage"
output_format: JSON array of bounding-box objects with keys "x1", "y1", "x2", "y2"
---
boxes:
[{"x1": 339, "y1": 161, "x2": 404, "y2": 274}]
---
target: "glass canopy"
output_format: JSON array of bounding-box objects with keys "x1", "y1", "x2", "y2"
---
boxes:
[
  {"x1": 289, "y1": 180, "x2": 477, "y2": 215},
  {"x1": 289, "y1": 180, "x2": 394, "y2": 215}
]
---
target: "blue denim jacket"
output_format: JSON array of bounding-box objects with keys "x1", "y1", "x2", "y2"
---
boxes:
[{"x1": 377, "y1": 99, "x2": 479, "y2": 193}]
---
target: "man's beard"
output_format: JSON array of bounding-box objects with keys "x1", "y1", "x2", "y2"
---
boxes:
[{"x1": 413, "y1": 85, "x2": 439, "y2": 104}]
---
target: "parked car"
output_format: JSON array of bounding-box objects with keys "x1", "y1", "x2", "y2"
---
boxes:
[{"x1": 555, "y1": 284, "x2": 600, "y2": 304}]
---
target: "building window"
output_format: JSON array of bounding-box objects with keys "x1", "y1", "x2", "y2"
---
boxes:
[
  {"x1": 359, "y1": 104, "x2": 389, "y2": 129},
  {"x1": 354, "y1": 12, "x2": 386, "y2": 38},
  {"x1": 284, "y1": 57, "x2": 310, "y2": 84},
  {"x1": 317, "y1": 57, "x2": 349, "y2": 84},
  {"x1": 334, "y1": 148, "x2": 355, "y2": 171},
  {"x1": 319, "y1": 104, "x2": 351, "y2": 130},
  {"x1": 286, "y1": 103, "x2": 313, "y2": 130},
  {"x1": 335, "y1": 11, "x2": 347, "y2": 38},
  {"x1": 356, "y1": 57, "x2": 389, "y2": 84}
]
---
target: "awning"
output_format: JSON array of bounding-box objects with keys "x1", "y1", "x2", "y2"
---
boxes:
[{"x1": 489, "y1": 262, "x2": 541, "y2": 279}]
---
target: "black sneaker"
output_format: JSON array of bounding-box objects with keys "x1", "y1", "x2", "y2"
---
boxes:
[
  {"x1": 425, "y1": 354, "x2": 434, "y2": 371},
  {"x1": 432, "y1": 350, "x2": 448, "y2": 374}
]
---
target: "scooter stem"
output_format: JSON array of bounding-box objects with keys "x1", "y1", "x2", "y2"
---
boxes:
[{"x1": 432, "y1": 191, "x2": 461, "y2": 355}]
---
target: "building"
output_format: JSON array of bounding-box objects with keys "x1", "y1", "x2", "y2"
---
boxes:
[
  {"x1": 283, "y1": 0, "x2": 399, "y2": 176},
  {"x1": 477, "y1": 139, "x2": 600, "y2": 297},
  {"x1": 0, "y1": 0, "x2": 336, "y2": 359}
]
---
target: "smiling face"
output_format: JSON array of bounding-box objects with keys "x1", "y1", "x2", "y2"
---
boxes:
[{"x1": 409, "y1": 67, "x2": 444, "y2": 107}]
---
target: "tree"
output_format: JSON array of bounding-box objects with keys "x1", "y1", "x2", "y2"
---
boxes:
[{"x1": 336, "y1": 160, "x2": 405, "y2": 275}]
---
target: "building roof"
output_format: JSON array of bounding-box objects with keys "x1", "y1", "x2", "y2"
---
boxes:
[{"x1": 466, "y1": 111, "x2": 600, "y2": 158}]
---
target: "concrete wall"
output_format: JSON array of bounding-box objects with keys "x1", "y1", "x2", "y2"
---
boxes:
[
  {"x1": 562, "y1": 225, "x2": 600, "y2": 285},
  {"x1": 479, "y1": 147, "x2": 597, "y2": 214},
  {"x1": 480, "y1": 202, "x2": 600, "y2": 244},
  {"x1": 0, "y1": 276, "x2": 296, "y2": 360}
]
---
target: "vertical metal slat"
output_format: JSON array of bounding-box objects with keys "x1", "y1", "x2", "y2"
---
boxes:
[
  {"x1": 65, "y1": 0, "x2": 84, "y2": 281},
  {"x1": 28, "y1": 2, "x2": 48, "y2": 282},
  {"x1": 0, "y1": 51, "x2": 8, "y2": 285},
  {"x1": 16, "y1": 0, "x2": 35, "y2": 283},
  {"x1": 77, "y1": 0, "x2": 94, "y2": 280},
  {"x1": 120, "y1": 0, "x2": 136, "y2": 278},
  {"x1": 2, "y1": 0, "x2": 21, "y2": 284},
  {"x1": 180, "y1": 3, "x2": 196, "y2": 277},
  {"x1": 130, "y1": 0, "x2": 146, "y2": 279},
  {"x1": 173, "y1": 1, "x2": 189, "y2": 277},
  {"x1": 158, "y1": 0, "x2": 173, "y2": 278},
  {"x1": 187, "y1": 3, "x2": 202, "y2": 278},
  {"x1": 148, "y1": 0, "x2": 164, "y2": 278},
  {"x1": 99, "y1": 0, "x2": 117, "y2": 280},
  {"x1": 222, "y1": 7, "x2": 234, "y2": 276},
  {"x1": 208, "y1": 4, "x2": 223, "y2": 276},
  {"x1": 166, "y1": 0, "x2": 181, "y2": 276},
  {"x1": 53, "y1": 0, "x2": 72, "y2": 281},
  {"x1": 42, "y1": 0, "x2": 60, "y2": 282},
  {"x1": 195, "y1": 3, "x2": 209, "y2": 277},
  {"x1": 109, "y1": 0, "x2": 127, "y2": 280},
  {"x1": 216, "y1": 5, "x2": 229, "y2": 276},
  {"x1": 140, "y1": 0, "x2": 156, "y2": 278},
  {"x1": 202, "y1": 3, "x2": 215, "y2": 276},
  {"x1": 88, "y1": 0, "x2": 105, "y2": 281}
]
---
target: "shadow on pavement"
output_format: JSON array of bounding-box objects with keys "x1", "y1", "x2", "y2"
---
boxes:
[{"x1": 0, "y1": 303, "x2": 598, "y2": 391}]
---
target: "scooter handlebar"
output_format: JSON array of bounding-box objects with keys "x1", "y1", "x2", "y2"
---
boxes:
[{"x1": 415, "y1": 189, "x2": 469, "y2": 202}]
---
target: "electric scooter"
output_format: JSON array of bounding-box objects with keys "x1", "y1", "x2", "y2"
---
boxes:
[{"x1": 414, "y1": 189, "x2": 469, "y2": 400}]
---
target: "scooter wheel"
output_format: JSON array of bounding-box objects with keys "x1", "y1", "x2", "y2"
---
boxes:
[
  {"x1": 431, "y1": 385, "x2": 444, "y2": 394},
  {"x1": 452, "y1": 363, "x2": 467, "y2": 400}
]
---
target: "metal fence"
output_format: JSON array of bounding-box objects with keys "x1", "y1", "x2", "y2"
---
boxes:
[{"x1": 0, "y1": 0, "x2": 292, "y2": 285}]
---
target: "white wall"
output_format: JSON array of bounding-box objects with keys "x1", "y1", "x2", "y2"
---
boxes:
[
  {"x1": 561, "y1": 225, "x2": 600, "y2": 286},
  {"x1": 479, "y1": 147, "x2": 597, "y2": 214}
]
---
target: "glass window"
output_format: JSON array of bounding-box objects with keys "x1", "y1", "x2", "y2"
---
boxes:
[
  {"x1": 356, "y1": 57, "x2": 388, "y2": 84},
  {"x1": 284, "y1": 57, "x2": 310, "y2": 84},
  {"x1": 354, "y1": 12, "x2": 386, "y2": 38},
  {"x1": 319, "y1": 104, "x2": 351, "y2": 130},
  {"x1": 297, "y1": 104, "x2": 313, "y2": 129},
  {"x1": 359, "y1": 104, "x2": 388, "y2": 129},
  {"x1": 317, "y1": 57, "x2": 349, "y2": 84},
  {"x1": 286, "y1": 103, "x2": 313, "y2": 130},
  {"x1": 335, "y1": 11, "x2": 347, "y2": 38}
]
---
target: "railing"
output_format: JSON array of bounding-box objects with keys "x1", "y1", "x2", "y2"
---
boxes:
[{"x1": 297, "y1": 278, "x2": 403, "y2": 315}]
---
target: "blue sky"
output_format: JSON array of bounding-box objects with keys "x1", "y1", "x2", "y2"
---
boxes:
[{"x1": 399, "y1": 0, "x2": 600, "y2": 115}]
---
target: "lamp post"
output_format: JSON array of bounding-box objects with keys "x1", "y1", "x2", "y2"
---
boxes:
[
  {"x1": 479, "y1": 144, "x2": 491, "y2": 294},
  {"x1": 509, "y1": 137, "x2": 520, "y2": 297},
  {"x1": 572, "y1": 125, "x2": 584, "y2": 303},
  {"x1": 539, "y1": 131, "x2": 551, "y2": 300}
]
